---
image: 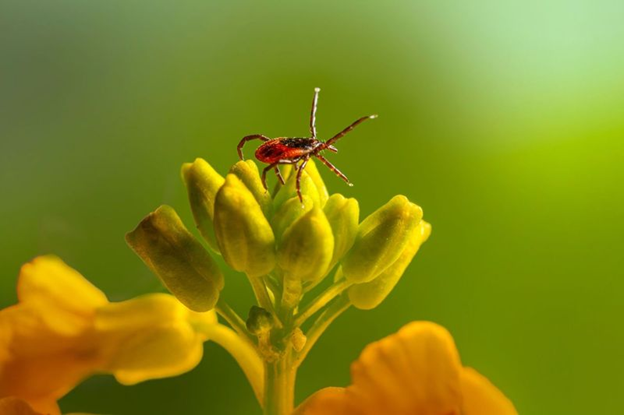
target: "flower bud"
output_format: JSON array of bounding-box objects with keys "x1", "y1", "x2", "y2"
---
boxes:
[
  {"x1": 273, "y1": 168, "x2": 321, "y2": 211},
  {"x1": 246, "y1": 306, "x2": 274, "y2": 335},
  {"x1": 229, "y1": 160, "x2": 272, "y2": 216},
  {"x1": 291, "y1": 327, "x2": 307, "y2": 352},
  {"x1": 271, "y1": 164, "x2": 293, "y2": 196},
  {"x1": 213, "y1": 174, "x2": 276, "y2": 277},
  {"x1": 181, "y1": 158, "x2": 225, "y2": 253},
  {"x1": 301, "y1": 159, "x2": 329, "y2": 206},
  {"x1": 278, "y1": 208, "x2": 334, "y2": 284},
  {"x1": 323, "y1": 194, "x2": 359, "y2": 269},
  {"x1": 125, "y1": 205, "x2": 224, "y2": 312},
  {"x1": 342, "y1": 195, "x2": 423, "y2": 283},
  {"x1": 271, "y1": 195, "x2": 314, "y2": 243},
  {"x1": 348, "y1": 221, "x2": 431, "y2": 310}
]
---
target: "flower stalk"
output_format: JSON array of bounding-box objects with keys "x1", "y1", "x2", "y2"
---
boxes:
[{"x1": 264, "y1": 353, "x2": 297, "y2": 415}]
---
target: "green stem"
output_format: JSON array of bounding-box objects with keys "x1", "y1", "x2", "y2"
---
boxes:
[
  {"x1": 264, "y1": 275, "x2": 281, "y2": 299},
  {"x1": 249, "y1": 274, "x2": 283, "y2": 328},
  {"x1": 263, "y1": 353, "x2": 297, "y2": 415},
  {"x1": 293, "y1": 279, "x2": 353, "y2": 327},
  {"x1": 280, "y1": 277, "x2": 302, "y2": 324},
  {"x1": 201, "y1": 324, "x2": 265, "y2": 405},
  {"x1": 294, "y1": 295, "x2": 351, "y2": 367},
  {"x1": 215, "y1": 298, "x2": 255, "y2": 345}
]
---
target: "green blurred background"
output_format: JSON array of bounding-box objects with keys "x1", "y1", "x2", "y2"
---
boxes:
[{"x1": 1, "y1": 1, "x2": 623, "y2": 414}]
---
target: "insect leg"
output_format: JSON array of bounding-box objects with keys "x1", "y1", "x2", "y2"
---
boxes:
[
  {"x1": 310, "y1": 88, "x2": 320, "y2": 139},
  {"x1": 315, "y1": 154, "x2": 353, "y2": 187},
  {"x1": 261, "y1": 162, "x2": 280, "y2": 190},
  {"x1": 296, "y1": 157, "x2": 310, "y2": 203},
  {"x1": 262, "y1": 160, "x2": 297, "y2": 190},
  {"x1": 274, "y1": 165, "x2": 286, "y2": 185},
  {"x1": 324, "y1": 114, "x2": 377, "y2": 147},
  {"x1": 237, "y1": 134, "x2": 270, "y2": 160}
]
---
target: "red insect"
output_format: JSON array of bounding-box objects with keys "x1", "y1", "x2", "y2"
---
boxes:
[{"x1": 237, "y1": 88, "x2": 377, "y2": 202}]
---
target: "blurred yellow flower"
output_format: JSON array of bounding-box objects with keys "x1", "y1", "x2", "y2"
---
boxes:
[
  {"x1": 0, "y1": 256, "x2": 231, "y2": 415},
  {"x1": 0, "y1": 397, "x2": 44, "y2": 415},
  {"x1": 294, "y1": 321, "x2": 517, "y2": 415}
]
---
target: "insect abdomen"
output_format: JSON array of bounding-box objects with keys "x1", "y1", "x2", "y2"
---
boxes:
[{"x1": 255, "y1": 138, "x2": 315, "y2": 163}]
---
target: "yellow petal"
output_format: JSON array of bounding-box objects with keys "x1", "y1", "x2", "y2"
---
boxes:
[
  {"x1": 16, "y1": 397, "x2": 59, "y2": 415},
  {"x1": 348, "y1": 321, "x2": 463, "y2": 414},
  {"x1": 292, "y1": 387, "x2": 353, "y2": 415},
  {"x1": 461, "y1": 367, "x2": 518, "y2": 415},
  {"x1": 0, "y1": 397, "x2": 60, "y2": 415},
  {"x1": 16, "y1": 256, "x2": 107, "y2": 336},
  {"x1": 0, "y1": 349, "x2": 98, "y2": 413},
  {"x1": 94, "y1": 293, "x2": 215, "y2": 385},
  {"x1": 295, "y1": 322, "x2": 468, "y2": 415},
  {"x1": 106, "y1": 323, "x2": 205, "y2": 385},
  {"x1": 95, "y1": 293, "x2": 216, "y2": 333},
  {"x1": 0, "y1": 397, "x2": 42, "y2": 415}
]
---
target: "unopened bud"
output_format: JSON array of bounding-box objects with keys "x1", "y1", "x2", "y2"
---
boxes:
[
  {"x1": 342, "y1": 195, "x2": 423, "y2": 283},
  {"x1": 181, "y1": 158, "x2": 225, "y2": 253},
  {"x1": 348, "y1": 221, "x2": 431, "y2": 309},
  {"x1": 271, "y1": 195, "x2": 314, "y2": 243},
  {"x1": 301, "y1": 159, "x2": 329, "y2": 206},
  {"x1": 246, "y1": 306, "x2": 274, "y2": 335},
  {"x1": 273, "y1": 168, "x2": 321, "y2": 211},
  {"x1": 291, "y1": 327, "x2": 307, "y2": 352},
  {"x1": 229, "y1": 160, "x2": 272, "y2": 216},
  {"x1": 126, "y1": 205, "x2": 224, "y2": 312},
  {"x1": 323, "y1": 194, "x2": 359, "y2": 269},
  {"x1": 213, "y1": 174, "x2": 276, "y2": 277},
  {"x1": 278, "y1": 208, "x2": 334, "y2": 284}
]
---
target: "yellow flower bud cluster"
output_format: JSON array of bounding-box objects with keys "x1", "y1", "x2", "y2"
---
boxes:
[{"x1": 127, "y1": 157, "x2": 430, "y2": 323}]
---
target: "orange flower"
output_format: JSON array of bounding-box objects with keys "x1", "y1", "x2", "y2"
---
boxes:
[
  {"x1": 294, "y1": 322, "x2": 517, "y2": 415},
  {"x1": 0, "y1": 256, "x2": 228, "y2": 415}
]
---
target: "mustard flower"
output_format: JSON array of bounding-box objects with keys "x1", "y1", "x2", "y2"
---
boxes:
[
  {"x1": 127, "y1": 158, "x2": 432, "y2": 414},
  {"x1": 0, "y1": 256, "x2": 260, "y2": 415},
  {"x1": 294, "y1": 321, "x2": 517, "y2": 415}
]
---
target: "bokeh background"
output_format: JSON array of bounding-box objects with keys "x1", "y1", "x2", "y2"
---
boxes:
[{"x1": 2, "y1": 1, "x2": 623, "y2": 414}]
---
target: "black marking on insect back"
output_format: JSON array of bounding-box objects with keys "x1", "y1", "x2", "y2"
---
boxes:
[{"x1": 280, "y1": 138, "x2": 317, "y2": 150}]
